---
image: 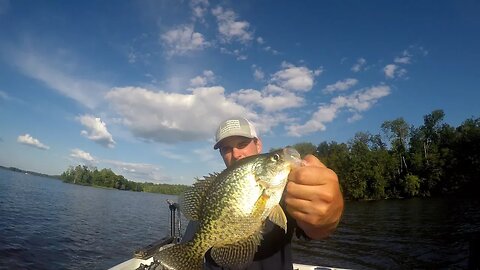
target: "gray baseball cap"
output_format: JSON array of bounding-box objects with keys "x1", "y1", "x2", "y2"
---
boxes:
[{"x1": 213, "y1": 117, "x2": 258, "y2": 149}]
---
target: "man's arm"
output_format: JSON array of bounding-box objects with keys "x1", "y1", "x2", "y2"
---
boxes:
[{"x1": 284, "y1": 155, "x2": 344, "y2": 240}]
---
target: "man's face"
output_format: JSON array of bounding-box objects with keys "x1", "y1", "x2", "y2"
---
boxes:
[{"x1": 218, "y1": 136, "x2": 262, "y2": 167}]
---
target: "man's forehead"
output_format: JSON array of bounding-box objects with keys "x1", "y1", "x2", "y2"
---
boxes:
[{"x1": 218, "y1": 136, "x2": 252, "y2": 147}]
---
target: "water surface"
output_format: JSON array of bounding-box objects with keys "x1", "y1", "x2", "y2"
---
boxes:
[{"x1": 1, "y1": 168, "x2": 478, "y2": 269}]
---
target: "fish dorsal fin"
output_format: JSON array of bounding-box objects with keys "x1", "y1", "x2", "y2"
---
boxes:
[
  {"x1": 210, "y1": 231, "x2": 263, "y2": 269},
  {"x1": 268, "y1": 204, "x2": 288, "y2": 233},
  {"x1": 179, "y1": 173, "x2": 218, "y2": 221}
]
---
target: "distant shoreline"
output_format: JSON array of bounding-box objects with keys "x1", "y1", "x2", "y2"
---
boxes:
[
  {"x1": 0, "y1": 165, "x2": 189, "y2": 196},
  {"x1": 0, "y1": 165, "x2": 61, "y2": 180}
]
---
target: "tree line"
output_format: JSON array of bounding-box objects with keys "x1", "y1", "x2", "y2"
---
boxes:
[
  {"x1": 60, "y1": 109, "x2": 479, "y2": 200},
  {"x1": 286, "y1": 109, "x2": 479, "y2": 200},
  {"x1": 60, "y1": 166, "x2": 189, "y2": 195}
]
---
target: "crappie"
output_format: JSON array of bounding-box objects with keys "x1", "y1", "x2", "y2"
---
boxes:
[{"x1": 154, "y1": 147, "x2": 302, "y2": 270}]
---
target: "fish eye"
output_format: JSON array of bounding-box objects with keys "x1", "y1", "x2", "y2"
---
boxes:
[{"x1": 272, "y1": 153, "x2": 280, "y2": 162}]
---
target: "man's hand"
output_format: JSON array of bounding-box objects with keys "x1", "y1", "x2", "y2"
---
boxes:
[{"x1": 285, "y1": 154, "x2": 344, "y2": 240}]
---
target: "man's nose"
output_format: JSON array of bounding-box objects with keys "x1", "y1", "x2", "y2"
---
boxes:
[{"x1": 231, "y1": 147, "x2": 244, "y2": 160}]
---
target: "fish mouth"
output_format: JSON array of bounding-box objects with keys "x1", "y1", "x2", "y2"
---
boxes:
[{"x1": 283, "y1": 147, "x2": 302, "y2": 168}]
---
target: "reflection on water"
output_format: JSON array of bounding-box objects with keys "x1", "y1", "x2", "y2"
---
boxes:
[
  {"x1": 1, "y1": 168, "x2": 479, "y2": 269},
  {"x1": 292, "y1": 196, "x2": 480, "y2": 269}
]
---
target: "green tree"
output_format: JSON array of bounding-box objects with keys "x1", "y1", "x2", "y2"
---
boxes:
[
  {"x1": 382, "y1": 118, "x2": 410, "y2": 173},
  {"x1": 291, "y1": 142, "x2": 317, "y2": 157},
  {"x1": 403, "y1": 174, "x2": 421, "y2": 197}
]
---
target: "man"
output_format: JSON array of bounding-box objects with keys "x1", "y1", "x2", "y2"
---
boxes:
[{"x1": 182, "y1": 117, "x2": 344, "y2": 269}]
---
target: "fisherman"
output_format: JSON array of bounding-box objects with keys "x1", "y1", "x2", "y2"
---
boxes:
[{"x1": 182, "y1": 117, "x2": 344, "y2": 269}]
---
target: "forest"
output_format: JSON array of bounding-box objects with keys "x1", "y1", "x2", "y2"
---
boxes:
[
  {"x1": 60, "y1": 166, "x2": 189, "y2": 195},
  {"x1": 60, "y1": 109, "x2": 479, "y2": 199},
  {"x1": 289, "y1": 109, "x2": 479, "y2": 200}
]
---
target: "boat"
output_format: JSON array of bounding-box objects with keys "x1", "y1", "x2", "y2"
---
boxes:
[{"x1": 109, "y1": 201, "x2": 349, "y2": 270}]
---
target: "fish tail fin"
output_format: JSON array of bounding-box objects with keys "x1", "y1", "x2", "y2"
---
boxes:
[{"x1": 154, "y1": 242, "x2": 203, "y2": 270}]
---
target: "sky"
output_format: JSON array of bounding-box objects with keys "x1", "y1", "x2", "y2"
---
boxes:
[{"x1": 0, "y1": 0, "x2": 479, "y2": 185}]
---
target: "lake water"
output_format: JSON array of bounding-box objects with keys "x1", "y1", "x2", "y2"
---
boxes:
[{"x1": 1, "y1": 168, "x2": 479, "y2": 269}]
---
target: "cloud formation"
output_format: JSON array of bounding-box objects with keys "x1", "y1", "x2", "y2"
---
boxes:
[
  {"x1": 270, "y1": 62, "x2": 322, "y2": 92},
  {"x1": 394, "y1": 50, "x2": 411, "y2": 64},
  {"x1": 383, "y1": 64, "x2": 407, "y2": 79},
  {"x1": 190, "y1": 70, "x2": 215, "y2": 87},
  {"x1": 230, "y1": 88, "x2": 304, "y2": 112},
  {"x1": 288, "y1": 85, "x2": 391, "y2": 136},
  {"x1": 77, "y1": 115, "x2": 116, "y2": 148},
  {"x1": 102, "y1": 159, "x2": 167, "y2": 183},
  {"x1": 10, "y1": 48, "x2": 109, "y2": 109},
  {"x1": 161, "y1": 25, "x2": 210, "y2": 57},
  {"x1": 212, "y1": 6, "x2": 254, "y2": 44},
  {"x1": 190, "y1": 0, "x2": 209, "y2": 23},
  {"x1": 351, "y1": 58, "x2": 366, "y2": 72},
  {"x1": 231, "y1": 63, "x2": 322, "y2": 112},
  {"x1": 105, "y1": 86, "x2": 250, "y2": 143},
  {"x1": 70, "y1": 148, "x2": 95, "y2": 162},
  {"x1": 17, "y1": 134, "x2": 50, "y2": 150},
  {"x1": 323, "y1": 78, "x2": 358, "y2": 93},
  {"x1": 252, "y1": 65, "x2": 265, "y2": 81}
]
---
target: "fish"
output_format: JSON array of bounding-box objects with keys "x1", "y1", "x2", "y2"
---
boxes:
[{"x1": 154, "y1": 147, "x2": 302, "y2": 270}]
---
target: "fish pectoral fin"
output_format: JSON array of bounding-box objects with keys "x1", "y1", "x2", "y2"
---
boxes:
[
  {"x1": 268, "y1": 204, "x2": 288, "y2": 233},
  {"x1": 210, "y1": 231, "x2": 263, "y2": 269},
  {"x1": 252, "y1": 192, "x2": 269, "y2": 217}
]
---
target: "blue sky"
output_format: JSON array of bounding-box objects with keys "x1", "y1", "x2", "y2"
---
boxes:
[{"x1": 1, "y1": 0, "x2": 479, "y2": 185}]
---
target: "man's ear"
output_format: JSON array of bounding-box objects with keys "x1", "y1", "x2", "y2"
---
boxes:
[{"x1": 255, "y1": 138, "x2": 262, "y2": 153}]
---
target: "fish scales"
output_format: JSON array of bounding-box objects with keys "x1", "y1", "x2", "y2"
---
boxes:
[{"x1": 154, "y1": 147, "x2": 301, "y2": 270}]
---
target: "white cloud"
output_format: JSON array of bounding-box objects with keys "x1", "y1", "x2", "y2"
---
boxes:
[
  {"x1": 161, "y1": 25, "x2": 210, "y2": 57},
  {"x1": 323, "y1": 78, "x2": 358, "y2": 93},
  {"x1": 219, "y1": 47, "x2": 247, "y2": 60},
  {"x1": 332, "y1": 85, "x2": 391, "y2": 112},
  {"x1": 230, "y1": 88, "x2": 304, "y2": 112},
  {"x1": 287, "y1": 85, "x2": 391, "y2": 136},
  {"x1": 10, "y1": 48, "x2": 109, "y2": 109},
  {"x1": 101, "y1": 159, "x2": 167, "y2": 182},
  {"x1": 383, "y1": 64, "x2": 407, "y2": 79},
  {"x1": 229, "y1": 63, "x2": 322, "y2": 112},
  {"x1": 256, "y1": 37, "x2": 264, "y2": 44},
  {"x1": 68, "y1": 149, "x2": 168, "y2": 183},
  {"x1": 189, "y1": 70, "x2": 215, "y2": 87},
  {"x1": 263, "y1": 46, "x2": 280, "y2": 55},
  {"x1": 105, "y1": 86, "x2": 251, "y2": 143},
  {"x1": 394, "y1": 50, "x2": 411, "y2": 64},
  {"x1": 351, "y1": 58, "x2": 366, "y2": 72},
  {"x1": 270, "y1": 63, "x2": 321, "y2": 92},
  {"x1": 252, "y1": 66, "x2": 265, "y2": 81},
  {"x1": 77, "y1": 115, "x2": 116, "y2": 148},
  {"x1": 17, "y1": 134, "x2": 50, "y2": 150},
  {"x1": 70, "y1": 148, "x2": 95, "y2": 162},
  {"x1": 190, "y1": 0, "x2": 209, "y2": 23},
  {"x1": 348, "y1": 113, "x2": 363, "y2": 123},
  {"x1": 263, "y1": 83, "x2": 285, "y2": 94},
  {"x1": 383, "y1": 64, "x2": 397, "y2": 78},
  {"x1": 287, "y1": 104, "x2": 339, "y2": 136},
  {"x1": 212, "y1": 6, "x2": 253, "y2": 44}
]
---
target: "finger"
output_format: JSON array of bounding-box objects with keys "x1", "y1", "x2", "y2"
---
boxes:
[
  {"x1": 288, "y1": 166, "x2": 337, "y2": 186},
  {"x1": 285, "y1": 181, "x2": 327, "y2": 201},
  {"x1": 303, "y1": 154, "x2": 327, "y2": 168},
  {"x1": 284, "y1": 197, "x2": 312, "y2": 215},
  {"x1": 285, "y1": 196, "x2": 328, "y2": 219}
]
